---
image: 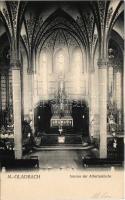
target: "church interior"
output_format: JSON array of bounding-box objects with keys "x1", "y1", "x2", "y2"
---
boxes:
[{"x1": 0, "y1": 0, "x2": 124, "y2": 170}]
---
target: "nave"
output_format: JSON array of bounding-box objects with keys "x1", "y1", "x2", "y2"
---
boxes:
[{"x1": 0, "y1": 0, "x2": 124, "y2": 170}]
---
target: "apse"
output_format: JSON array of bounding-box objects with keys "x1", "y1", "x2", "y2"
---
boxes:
[
  {"x1": 34, "y1": 23, "x2": 88, "y2": 133},
  {"x1": 36, "y1": 29, "x2": 86, "y2": 102}
]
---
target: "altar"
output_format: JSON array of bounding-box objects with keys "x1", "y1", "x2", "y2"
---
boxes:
[
  {"x1": 50, "y1": 116, "x2": 73, "y2": 127},
  {"x1": 50, "y1": 73, "x2": 73, "y2": 129}
]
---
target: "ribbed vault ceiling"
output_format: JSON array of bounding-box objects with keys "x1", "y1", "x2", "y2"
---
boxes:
[{"x1": 0, "y1": 1, "x2": 124, "y2": 70}]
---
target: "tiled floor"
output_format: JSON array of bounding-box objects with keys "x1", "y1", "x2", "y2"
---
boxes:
[{"x1": 24, "y1": 148, "x2": 99, "y2": 169}]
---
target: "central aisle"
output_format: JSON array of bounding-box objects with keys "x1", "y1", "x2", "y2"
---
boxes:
[{"x1": 24, "y1": 149, "x2": 99, "y2": 169}]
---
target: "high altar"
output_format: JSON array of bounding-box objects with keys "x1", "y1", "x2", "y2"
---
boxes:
[{"x1": 50, "y1": 73, "x2": 73, "y2": 128}]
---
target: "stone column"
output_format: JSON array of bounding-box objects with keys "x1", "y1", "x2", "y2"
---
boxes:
[
  {"x1": 11, "y1": 61, "x2": 22, "y2": 159},
  {"x1": 89, "y1": 70, "x2": 100, "y2": 139},
  {"x1": 27, "y1": 69, "x2": 34, "y2": 133},
  {"x1": 115, "y1": 70, "x2": 122, "y2": 109},
  {"x1": 22, "y1": 57, "x2": 30, "y2": 116},
  {"x1": 108, "y1": 63, "x2": 113, "y2": 104},
  {"x1": 115, "y1": 68, "x2": 122, "y2": 130},
  {"x1": 33, "y1": 73, "x2": 38, "y2": 107},
  {"x1": 31, "y1": 72, "x2": 37, "y2": 134},
  {"x1": 98, "y1": 59, "x2": 108, "y2": 158},
  {"x1": 89, "y1": 71, "x2": 95, "y2": 138}
]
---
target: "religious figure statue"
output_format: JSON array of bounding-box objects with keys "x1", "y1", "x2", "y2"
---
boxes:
[{"x1": 108, "y1": 113, "x2": 116, "y2": 133}]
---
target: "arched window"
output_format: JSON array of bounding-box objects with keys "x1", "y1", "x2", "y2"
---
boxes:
[
  {"x1": 54, "y1": 49, "x2": 65, "y2": 73},
  {"x1": 72, "y1": 48, "x2": 83, "y2": 95},
  {"x1": 39, "y1": 50, "x2": 48, "y2": 99},
  {"x1": 40, "y1": 52, "x2": 48, "y2": 72},
  {"x1": 72, "y1": 48, "x2": 83, "y2": 73}
]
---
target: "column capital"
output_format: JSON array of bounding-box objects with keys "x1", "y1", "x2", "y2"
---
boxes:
[
  {"x1": 10, "y1": 59, "x2": 21, "y2": 70},
  {"x1": 27, "y1": 67, "x2": 34, "y2": 75},
  {"x1": 107, "y1": 59, "x2": 113, "y2": 66},
  {"x1": 98, "y1": 58, "x2": 108, "y2": 69},
  {"x1": 114, "y1": 65, "x2": 121, "y2": 73}
]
